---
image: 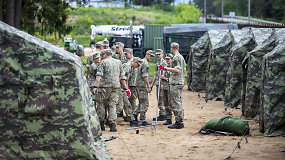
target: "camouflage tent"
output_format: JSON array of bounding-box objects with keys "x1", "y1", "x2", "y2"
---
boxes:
[
  {"x1": 205, "y1": 30, "x2": 247, "y2": 101},
  {"x1": 259, "y1": 42, "x2": 285, "y2": 136},
  {"x1": 188, "y1": 30, "x2": 229, "y2": 92},
  {"x1": 225, "y1": 28, "x2": 272, "y2": 108},
  {"x1": 0, "y1": 21, "x2": 111, "y2": 159},
  {"x1": 241, "y1": 28, "x2": 285, "y2": 119}
]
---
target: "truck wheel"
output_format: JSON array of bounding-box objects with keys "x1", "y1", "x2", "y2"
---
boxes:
[{"x1": 134, "y1": 51, "x2": 144, "y2": 59}]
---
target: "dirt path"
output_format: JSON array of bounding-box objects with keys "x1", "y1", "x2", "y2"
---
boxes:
[{"x1": 102, "y1": 86, "x2": 285, "y2": 160}]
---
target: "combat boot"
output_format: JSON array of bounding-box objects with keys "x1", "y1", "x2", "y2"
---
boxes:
[
  {"x1": 153, "y1": 115, "x2": 166, "y2": 121},
  {"x1": 141, "y1": 120, "x2": 151, "y2": 126},
  {"x1": 117, "y1": 111, "x2": 123, "y2": 117},
  {"x1": 100, "y1": 121, "x2": 105, "y2": 131},
  {"x1": 163, "y1": 119, "x2": 172, "y2": 125},
  {"x1": 130, "y1": 120, "x2": 139, "y2": 127},
  {"x1": 109, "y1": 123, "x2": 117, "y2": 132},
  {"x1": 168, "y1": 121, "x2": 184, "y2": 129},
  {"x1": 133, "y1": 114, "x2": 138, "y2": 122},
  {"x1": 123, "y1": 116, "x2": 131, "y2": 122}
]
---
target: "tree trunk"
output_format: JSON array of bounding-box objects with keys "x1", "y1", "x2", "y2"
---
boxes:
[
  {"x1": 14, "y1": 0, "x2": 22, "y2": 29},
  {"x1": 6, "y1": 0, "x2": 15, "y2": 26},
  {"x1": 0, "y1": 0, "x2": 3, "y2": 21}
]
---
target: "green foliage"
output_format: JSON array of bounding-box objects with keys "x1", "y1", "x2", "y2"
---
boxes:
[{"x1": 174, "y1": 3, "x2": 203, "y2": 23}]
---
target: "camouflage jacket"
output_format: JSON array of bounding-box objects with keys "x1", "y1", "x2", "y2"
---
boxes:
[
  {"x1": 137, "y1": 58, "x2": 149, "y2": 87},
  {"x1": 163, "y1": 64, "x2": 171, "y2": 90},
  {"x1": 96, "y1": 57, "x2": 125, "y2": 88},
  {"x1": 155, "y1": 59, "x2": 167, "y2": 86},
  {"x1": 86, "y1": 49, "x2": 100, "y2": 65},
  {"x1": 88, "y1": 62, "x2": 99, "y2": 87},
  {"x1": 113, "y1": 52, "x2": 127, "y2": 64},
  {"x1": 128, "y1": 58, "x2": 138, "y2": 87},
  {"x1": 169, "y1": 51, "x2": 186, "y2": 85}
]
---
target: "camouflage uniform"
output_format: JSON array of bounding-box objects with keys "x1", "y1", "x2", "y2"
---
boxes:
[
  {"x1": 163, "y1": 62, "x2": 172, "y2": 119},
  {"x1": 128, "y1": 57, "x2": 139, "y2": 115},
  {"x1": 95, "y1": 56, "x2": 125, "y2": 124},
  {"x1": 86, "y1": 51, "x2": 100, "y2": 88},
  {"x1": 155, "y1": 59, "x2": 167, "y2": 117},
  {"x1": 134, "y1": 58, "x2": 149, "y2": 120},
  {"x1": 169, "y1": 51, "x2": 186, "y2": 123},
  {"x1": 116, "y1": 62, "x2": 135, "y2": 121}
]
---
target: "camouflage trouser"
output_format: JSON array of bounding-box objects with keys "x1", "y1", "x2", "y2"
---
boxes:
[
  {"x1": 95, "y1": 87, "x2": 119, "y2": 124},
  {"x1": 129, "y1": 86, "x2": 138, "y2": 114},
  {"x1": 134, "y1": 86, "x2": 149, "y2": 120},
  {"x1": 163, "y1": 88, "x2": 172, "y2": 119},
  {"x1": 169, "y1": 84, "x2": 184, "y2": 122},
  {"x1": 116, "y1": 90, "x2": 135, "y2": 121},
  {"x1": 156, "y1": 85, "x2": 165, "y2": 116}
]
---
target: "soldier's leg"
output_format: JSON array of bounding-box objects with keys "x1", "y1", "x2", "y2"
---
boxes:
[
  {"x1": 169, "y1": 84, "x2": 184, "y2": 124},
  {"x1": 155, "y1": 85, "x2": 166, "y2": 120},
  {"x1": 95, "y1": 88, "x2": 109, "y2": 130},
  {"x1": 116, "y1": 91, "x2": 124, "y2": 115},
  {"x1": 122, "y1": 91, "x2": 135, "y2": 121},
  {"x1": 163, "y1": 89, "x2": 172, "y2": 125},
  {"x1": 129, "y1": 86, "x2": 138, "y2": 114},
  {"x1": 137, "y1": 86, "x2": 149, "y2": 121},
  {"x1": 106, "y1": 88, "x2": 119, "y2": 125}
]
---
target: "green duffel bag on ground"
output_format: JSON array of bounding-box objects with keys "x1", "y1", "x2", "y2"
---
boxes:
[{"x1": 199, "y1": 116, "x2": 250, "y2": 136}]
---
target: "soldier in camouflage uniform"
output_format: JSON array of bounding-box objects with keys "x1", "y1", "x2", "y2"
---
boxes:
[
  {"x1": 134, "y1": 50, "x2": 155, "y2": 125},
  {"x1": 86, "y1": 41, "x2": 102, "y2": 85},
  {"x1": 151, "y1": 49, "x2": 167, "y2": 121},
  {"x1": 113, "y1": 42, "x2": 127, "y2": 63},
  {"x1": 94, "y1": 49, "x2": 129, "y2": 132},
  {"x1": 159, "y1": 42, "x2": 186, "y2": 129},
  {"x1": 124, "y1": 48, "x2": 139, "y2": 120},
  {"x1": 117, "y1": 57, "x2": 144, "y2": 127},
  {"x1": 161, "y1": 53, "x2": 173, "y2": 125},
  {"x1": 102, "y1": 38, "x2": 110, "y2": 49},
  {"x1": 86, "y1": 51, "x2": 101, "y2": 91}
]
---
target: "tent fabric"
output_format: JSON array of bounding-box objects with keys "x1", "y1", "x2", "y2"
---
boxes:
[
  {"x1": 187, "y1": 32, "x2": 210, "y2": 92},
  {"x1": 260, "y1": 42, "x2": 285, "y2": 136},
  {"x1": 224, "y1": 28, "x2": 272, "y2": 108},
  {"x1": 205, "y1": 31, "x2": 241, "y2": 100},
  {"x1": 241, "y1": 28, "x2": 285, "y2": 119},
  {"x1": 188, "y1": 30, "x2": 231, "y2": 92},
  {"x1": 0, "y1": 21, "x2": 111, "y2": 159}
]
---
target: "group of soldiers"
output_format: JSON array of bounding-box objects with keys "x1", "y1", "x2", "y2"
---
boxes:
[{"x1": 86, "y1": 38, "x2": 186, "y2": 132}]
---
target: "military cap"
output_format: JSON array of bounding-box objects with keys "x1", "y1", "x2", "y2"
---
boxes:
[
  {"x1": 102, "y1": 38, "x2": 109, "y2": 46},
  {"x1": 116, "y1": 42, "x2": 124, "y2": 48},
  {"x1": 124, "y1": 48, "x2": 133, "y2": 54},
  {"x1": 165, "y1": 53, "x2": 173, "y2": 59},
  {"x1": 171, "y1": 42, "x2": 179, "y2": 49},
  {"x1": 101, "y1": 48, "x2": 113, "y2": 55},
  {"x1": 132, "y1": 57, "x2": 144, "y2": 66},
  {"x1": 146, "y1": 50, "x2": 155, "y2": 56},
  {"x1": 155, "y1": 49, "x2": 163, "y2": 54},
  {"x1": 92, "y1": 51, "x2": 101, "y2": 59},
  {"x1": 95, "y1": 41, "x2": 102, "y2": 47}
]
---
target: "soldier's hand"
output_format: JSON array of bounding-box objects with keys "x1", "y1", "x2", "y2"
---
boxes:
[
  {"x1": 159, "y1": 65, "x2": 167, "y2": 70},
  {"x1": 125, "y1": 88, "x2": 131, "y2": 98},
  {"x1": 147, "y1": 87, "x2": 152, "y2": 93},
  {"x1": 161, "y1": 75, "x2": 165, "y2": 80},
  {"x1": 92, "y1": 87, "x2": 97, "y2": 94}
]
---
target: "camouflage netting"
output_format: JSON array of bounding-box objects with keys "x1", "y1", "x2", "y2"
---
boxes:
[
  {"x1": 0, "y1": 21, "x2": 111, "y2": 159},
  {"x1": 224, "y1": 28, "x2": 272, "y2": 108},
  {"x1": 259, "y1": 42, "x2": 285, "y2": 136},
  {"x1": 188, "y1": 30, "x2": 228, "y2": 92},
  {"x1": 242, "y1": 28, "x2": 285, "y2": 119}
]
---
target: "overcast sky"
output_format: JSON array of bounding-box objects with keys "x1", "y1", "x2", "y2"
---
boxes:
[{"x1": 174, "y1": 0, "x2": 191, "y2": 5}]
